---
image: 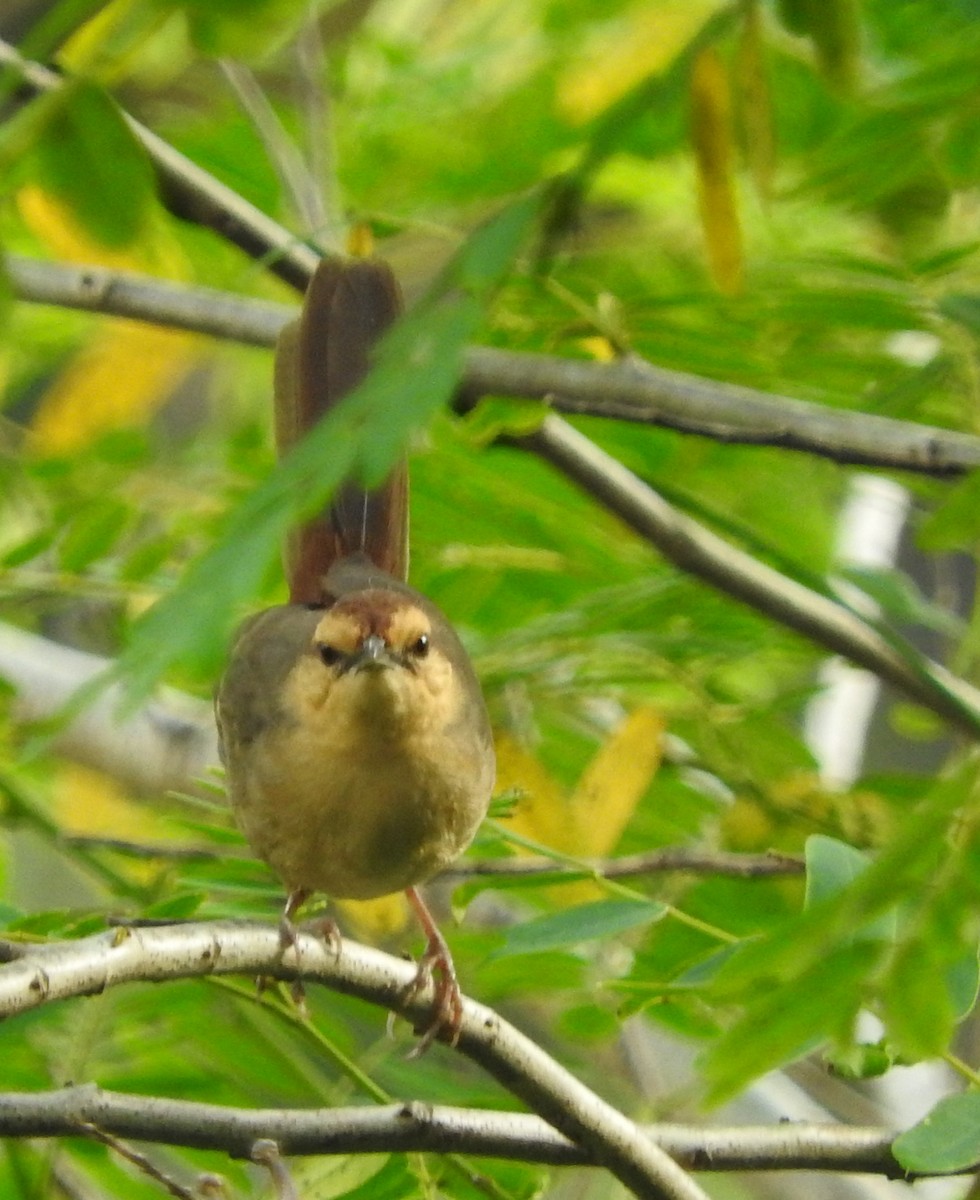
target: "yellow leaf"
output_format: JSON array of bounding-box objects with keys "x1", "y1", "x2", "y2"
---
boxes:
[
  {"x1": 496, "y1": 711, "x2": 664, "y2": 901},
  {"x1": 568, "y1": 706, "x2": 663, "y2": 857},
  {"x1": 495, "y1": 731, "x2": 570, "y2": 851},
  {"x1": 559, "y1": 1, "x2": 723, "y2": 125},
  {"x1": 31, "y1": 321, "x2": 201, "y2": 453},
  {"x1": 689, "y1": 46, "x2": 743, "y2": 294},
  {"x1": 346, "y1": 223, "x2": 375, "y2": 258},
  {"x1": 17, "y1": 187, "x2": 203, "y2": 451},
  {"x1": 17, "y1": 185, "x2": 187, "y2": 276},
  {"x1": 578, "y1": 336, "x2": 617, "y2": 362},
  {"x1": 51, "y1": 761, "x2": 171, "y2": 841},
  {"x1": 338, "y1": 894, "x2": 411, "y2": 940}
]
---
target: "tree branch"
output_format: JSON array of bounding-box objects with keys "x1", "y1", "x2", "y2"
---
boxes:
[
  {"x1": 0, "y1": 1085, "x2": 948, "y2": 1178},
  {"x1": 463, "y1": 347, "x2": 980, "y2": 476},
  {"x1": 520, "y1": 415, "x2": 980, "y2": 738},
  {"x1": 0, "y1": 622, "x2": 217, "y2": 798},
  {"x1": 0, "y1": 922, "x2": 709, "y2": 1200},
  {"x1": 445, "y1": 847, "x2": 804, "y2": 880},
  {"x1": 8, "y1": 254, "x2": 980, "y2": 477}
]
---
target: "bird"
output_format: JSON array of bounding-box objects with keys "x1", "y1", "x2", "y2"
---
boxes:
[{"x1": 215, "y1": 255, "x2": 496, "y2": 1050}]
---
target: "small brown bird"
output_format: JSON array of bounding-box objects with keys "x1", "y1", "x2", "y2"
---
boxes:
[{"x1": 215, "y1": 256, "x2": 495, "y2": 1047}]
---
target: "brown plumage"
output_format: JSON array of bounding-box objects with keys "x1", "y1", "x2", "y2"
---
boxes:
[{"x1": 215, "y1": 256, "x2": 495, "y2": 1050}]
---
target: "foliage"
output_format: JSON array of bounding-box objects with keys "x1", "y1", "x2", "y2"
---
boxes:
[{"x1": 2, "y1": 0, "x2": 980, "y2": 1197}]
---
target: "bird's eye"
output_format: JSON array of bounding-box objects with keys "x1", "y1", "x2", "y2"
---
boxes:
[
  {"x1": 410, "y1": 634, "x2": 429, "y2": 657},
  {"x1": 319, "y1": 644, "x2": 344, "y2": 668}
]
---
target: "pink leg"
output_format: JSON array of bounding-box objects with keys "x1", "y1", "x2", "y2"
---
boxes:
[
  {"x1": 403, "y1": 886, "x2": 464, "y2": 1055},
  {"x1": 279, "y1": 888, "x2": 310, "y2": 1012}
]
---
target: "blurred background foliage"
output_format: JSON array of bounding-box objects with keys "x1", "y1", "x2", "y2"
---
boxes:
[{"x1": 3, "y1": 0, "x2": 980, "y2": 1196}]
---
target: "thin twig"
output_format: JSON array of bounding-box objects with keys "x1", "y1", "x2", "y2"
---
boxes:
[
  {"x1": 77, "y1": 1124, "x2": 198, "y2": 1200},
  {"x1": 0, "y1": 1084, "x2": 952, "y2": 1179},
  {"x1": 8, "y1": 255, "x2": 980, "y2": 477},
  {"x1": 0, "y1": 923, "x2": 709, "y2": 1200},
  {"x1": 58, "y1": 834, "x2": 804, "y2": 879},
  {"x1": 445, "y1": 847, "x2": 804, "y2": 881}
]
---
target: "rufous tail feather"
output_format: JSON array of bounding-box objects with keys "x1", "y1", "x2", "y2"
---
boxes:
[{"x1": 274, "y1": 257, "x2": 409, "y2": 602}]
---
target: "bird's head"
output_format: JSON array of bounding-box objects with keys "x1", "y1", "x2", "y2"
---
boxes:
[{"x1": 304, "y1": 589, "x2": 457, "y2": 730}]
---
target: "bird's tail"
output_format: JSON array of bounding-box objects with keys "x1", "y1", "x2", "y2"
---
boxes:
[{"x1": 274, "y1": 257, "x2": 408, "y2": 603}]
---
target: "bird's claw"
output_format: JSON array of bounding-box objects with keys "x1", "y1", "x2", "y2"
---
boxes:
[{"x1": 401, "y1": 887, "x2": 465, "y2": 1055}]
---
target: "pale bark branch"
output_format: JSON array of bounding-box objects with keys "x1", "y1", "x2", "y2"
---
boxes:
[
  {"x1": 0, "y1": 622, "x2": 218, "y2": 797},
  {"x1": 8, "y1": 254, "x2": 980, "y2": 477},
  {"x1": 0, "y1": 1085, "x2": 945, "y2": 1178},
  {"x1": 0, "y1": 922, "x2": 708, "y2": 1200}
]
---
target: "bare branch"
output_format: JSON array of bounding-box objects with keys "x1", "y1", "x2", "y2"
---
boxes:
[
  {"x1": 6, "y1": 255, "x2": 290, "y2": 344},
  {"x1": 0, "y1": 41, "x2": 320, "y2": 290},
  {"x1": 521, "y1": 415, "x2": 980, "y2": 738},
  {"x1": 463, "y1": 347, "x2": 980, "y2": 476},
  {"x1": 0, "y1": 922, "x2": 709, "y2": 1200},
  {"x1": 0, "y1": 1084, "x2": 957, "y2": 1179},
  {"x1": 8, "y1": 255, "x2": 980, "y2": 478},
  {"x1": 446, "y1": 847, "x2": 804, "y2": 880}
]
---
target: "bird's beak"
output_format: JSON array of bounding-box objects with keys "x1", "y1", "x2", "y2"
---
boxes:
[{"x1": 350, "y1": 634, "x2": 396, "y2": 672}]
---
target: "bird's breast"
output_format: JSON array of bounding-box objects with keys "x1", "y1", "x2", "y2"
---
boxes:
[{"x1": 228, "y1": 654, "x2": 492, "y2": 899}]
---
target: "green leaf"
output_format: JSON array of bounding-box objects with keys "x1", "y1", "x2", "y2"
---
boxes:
[
  {"x1": 496, "y1": 899, "x2": 666, "y2": 958},
  {"x1": 879, "y1": 936, "x2": 954, "y2": 1060},
  {"x1": 704, "y1": 941, "x2": 871, "y2": 1104},
  {"x1": 34, "y1": 80, "x2": 155, "y2": 248},
  {"x1": 825, "y1": 1039, "x2": 896, "y2": 1080},
  {"x1": 460, "y1": 397, "x2": 549, "y2": 446},
  {"x1": 140, "y1": 892, "x2": 206, "y2": 921},
  {"x1": 58, "y1": 499, "x2": 131, "y2": 573},
  {"x1": 947, "y1": 948, "x2": 980, "y2": 1021},
  {"x1": 918, "y1": 469, "x2": 980, "y2": 553},
  {"x1": 804, "y1": 834, "x2": 869, "y2": 907},
  {"x1": 804, "y1": 834, "x2": 896, "y2": 943},
  {"x1": 836, "y1": 566, "x2": 964, "y2": 638},
  {"x1": 893, "y1": 1092, "x2": 980, "y2": 1174}
]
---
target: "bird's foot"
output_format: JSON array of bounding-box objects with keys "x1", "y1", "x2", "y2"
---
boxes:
[
  {"x1": 402, "y1": 886, "x2": 464, "y2": 1056},
  {"x1": 270, "y1": 889, "x2": 312, "y2": 1015}
]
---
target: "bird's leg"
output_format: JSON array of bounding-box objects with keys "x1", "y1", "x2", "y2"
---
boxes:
[
  {"x1": 402, "y1": 886, "x2": 464, "y2": 1056},
  {"x1": 279, "y1": 888, "x2": 310, "y2": 1011},
  {"x1": 279, "y1": 888, "x2": 310, "y2": 949}
]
